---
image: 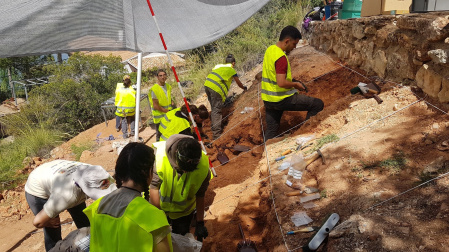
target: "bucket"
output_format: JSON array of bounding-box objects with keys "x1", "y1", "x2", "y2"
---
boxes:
[{"x1": 339, "y1": 0, "x2": 363, "y2": 19}]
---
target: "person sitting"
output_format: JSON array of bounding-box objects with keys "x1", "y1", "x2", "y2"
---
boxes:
[
  {"x1": 25, "y1": 160, "x2": 117, "y2": 251},
  {"x1": 84, "y1": 142, "x2": 172, "y2": 252},
  {"x1": 158, "y1": 104, "x2": 209, "y2": 141}
]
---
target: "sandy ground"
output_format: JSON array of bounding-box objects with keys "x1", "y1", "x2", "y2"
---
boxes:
[{"x1": 1, "y1": 44, "x2": 449, "y2": 252}]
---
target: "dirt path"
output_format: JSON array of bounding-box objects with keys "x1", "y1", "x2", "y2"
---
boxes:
[{"x1": 1, "y1": 45, "x2": 449, "y2": 251}]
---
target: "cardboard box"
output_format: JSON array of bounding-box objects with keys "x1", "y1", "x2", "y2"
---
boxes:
[{"x1": 361, "y1": 0, "x2": 412, "y2": 17}]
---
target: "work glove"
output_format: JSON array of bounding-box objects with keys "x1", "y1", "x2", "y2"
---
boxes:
[{"x1": 195, "y1": 221, "x2": 208, "y2": 241}]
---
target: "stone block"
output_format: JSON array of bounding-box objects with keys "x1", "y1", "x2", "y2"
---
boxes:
[
  {"x1": 416, "y1": 64, "x2": 442, "y2": 98},
  {"x1": 372, "y1": 50, "x2": 387, "y2": 78},
  {"x1": 428, "y1": 49, "x2": 449, "y2": 64},
  {"x1": 438, "y1": 77, "x2": 449, "y2": 103}
]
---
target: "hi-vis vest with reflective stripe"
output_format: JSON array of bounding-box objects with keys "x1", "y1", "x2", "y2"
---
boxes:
[
  {"x1": 115, "y1": 82, "x2": 124, "y2": 93},
  {"x1": 159, "y1": 108, "x2": 191, "y2": 141},
  {"x1": 149, "y1": 83, "x2": 173, "y2": 123},
  {"x1": 261, "y1": 45, "x2": 297, "y2": 102},
  {"x1": 152, "y1": 141, "x2": 211, "y2": 219},
  {"x1": 204, "y1": 64, "x2": 237, "y2": 102},
  {"x1": 83, "y1": 195, "x2": 173, "y2": 252},
  {"x1": 115, "y1": 86, "x2": 136, "y2": 117}
]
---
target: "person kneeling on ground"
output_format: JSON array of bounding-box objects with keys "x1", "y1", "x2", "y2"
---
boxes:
[
  {"x1": 84, "y1": 142, "x2": 172, "y2": 251},
  {"x1": 150, "y1": 135, "x2": 211, "y2": 241},
  {"x1": 25, "y1": 160, "x2": 116, "y2": 252},
  {"x1": 158, "y1": 104, "x2": 209, "y2": 141},
  {"x1": 261, "y1": 25, "x2": 324, "y2": 140}
]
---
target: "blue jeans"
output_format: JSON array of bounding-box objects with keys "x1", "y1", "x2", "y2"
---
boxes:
[
  {"x1": 25, "y1": 192, "x2": 90, "y2": 252},
  {"x1": 118, "y1": 115, "x2": 135, "y2": 138}
]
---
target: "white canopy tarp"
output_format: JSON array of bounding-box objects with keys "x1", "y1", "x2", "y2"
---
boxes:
[{"x1": 0, "y1": 0, "x2": 269, "y2": 57}]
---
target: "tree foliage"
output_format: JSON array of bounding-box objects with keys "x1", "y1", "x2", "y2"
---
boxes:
[{"x1": 28, "y1": 53, "x2": 126, "y2": 135}]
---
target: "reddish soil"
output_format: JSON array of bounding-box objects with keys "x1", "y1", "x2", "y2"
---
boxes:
[{"x1": 2, "y1": 44, "x2": 449, "y2": 252}]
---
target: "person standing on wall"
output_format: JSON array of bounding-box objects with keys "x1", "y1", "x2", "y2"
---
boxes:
[
  {"x1": 84, "y1": 142, "x2": 172, "y2": 252},
  {"x1": 150, "y1": 135, "x2": 211, "y2": 242},
  {"x1": 149, "y1": 69, "x2": 176, "y2": 141},
  {"x1": 158, "y1": 104, "x2": 209, "y2": 141},
  {"x1": 261, "y1": 25, "x2": 324, "y2": 140},
  {"x1": 115, "y1": 75, "x2": 137, "y2": 138},
  {"x1": 25, "y1": 160, "x2": 117, "y2": 251},
  {"x1": 204, "y1": 54, "x2": 247, "y2": 140}
]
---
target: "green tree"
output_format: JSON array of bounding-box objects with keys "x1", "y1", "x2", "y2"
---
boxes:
[{"x1": 29, "y1": 53, "x2": 126, "y2": 135}]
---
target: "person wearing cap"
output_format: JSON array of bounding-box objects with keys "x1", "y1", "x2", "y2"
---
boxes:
[
  {"x1": 115, "y1": 75, "x2": 136, "y2": 138},
  {"x1": 24, "y1": 160, "x2": 116, "y2": 251},
  {"x1": 149, "y1": 69, "x2": 176, "y2": 141},
  {"x1": 261, "y1": 25, "x2": 323, "y2": 140},
  {"x1": 158, "y1": 104, "x2": 209, "y2": 141},
  {"x1": 204, "y1": 54, "x2": 247, "y2": 140},
  {"x1": 150, "y1": 135, "x2": 211, "y2": 241},
  {"x1": 84, "y1": 142, "x2": 172, "y2": 252}
]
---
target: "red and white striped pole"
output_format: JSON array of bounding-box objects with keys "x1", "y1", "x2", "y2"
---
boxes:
[{"x1": 145, "y1": 0, "x2": 217, "y2": 177}]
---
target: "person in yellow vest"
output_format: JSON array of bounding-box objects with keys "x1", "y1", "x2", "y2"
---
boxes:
[
  {"x1": 261, "y1": 26, "x2": 324, "y2": 140},
  {"x1": 115, "y1": 75, "x2": 136, "y2": 138},
  {"x1": 84, "y1": 142, "x2": 172, "y2": 252},
  {"x1": 149, "y1": 69, "x2": 176, "y2": 141},
  {"x1": 158, "y1": 104, "x2": 209, "y2": 141},
  {"x1": 150, "y1": 135, "x2": 211, "y2": 241},
  {"x1": 204, "y1": 54, "x2": 247, "y2": 140}
]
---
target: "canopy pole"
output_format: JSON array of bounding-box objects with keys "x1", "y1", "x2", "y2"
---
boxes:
[
  {"x1": 134, "y1": 52, "x2": 143, "y2": 142},
  {"x1": 146, "y1": 0, "x2": 217, "y2": 177}
]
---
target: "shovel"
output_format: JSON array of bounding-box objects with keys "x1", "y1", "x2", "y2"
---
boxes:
[{"x1": 237, "y1": 223, "x2": 258, "y2": 252}]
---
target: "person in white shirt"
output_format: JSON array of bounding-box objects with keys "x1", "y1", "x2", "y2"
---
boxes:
[{"x1": 25, "y1": 160, "x2": 116, "y2": 251}]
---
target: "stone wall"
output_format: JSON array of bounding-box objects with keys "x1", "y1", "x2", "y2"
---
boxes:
[{"x1": 302, "y1": 12, "x2": 449, "y2": 103}]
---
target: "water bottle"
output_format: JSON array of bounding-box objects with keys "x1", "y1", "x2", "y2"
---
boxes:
[{"x1": 286, "y1": 153, "x2": 307, "y2": 190}]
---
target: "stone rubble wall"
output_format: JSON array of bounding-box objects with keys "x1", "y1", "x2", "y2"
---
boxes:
[{"x1": 302, "y1": 12, "x2": 449, "y2": 103}]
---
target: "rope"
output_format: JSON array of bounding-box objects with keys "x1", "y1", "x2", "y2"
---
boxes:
[
  {"x1": 367, "y1": 171, "x2": 449, "y2": 210},
  {"x1": 145, "y1": 0, "x2": 216, "y2": 177},
  {"x1": 256, "y1": 75, "x2": 291, "y2": 251},
  {"x1": 210, "y1": 91, "x2": 260, "y2": 130}
]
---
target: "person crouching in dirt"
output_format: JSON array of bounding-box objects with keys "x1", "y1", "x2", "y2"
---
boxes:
[
  {"x1": 115, "y1": 74, "x2": 137, "y2": 138},
  {"x1": 24, "y1": 160, "x2": 117, "y2": 251},
  {"x1": 158, "y1": 104, "x2": 209, "y2": 141},
  {"x1": 84, "y1": 142, "x2": 172, "y2": 251},
  {"x1": 204, "y1": 54, "x2": 247, "y2": 140},
  {"x1": 150, "y1": 135, "x2": 211, "y2": 241},
  {"x1": 261, "y1": 25, "x2": 324, "y2": 140}
]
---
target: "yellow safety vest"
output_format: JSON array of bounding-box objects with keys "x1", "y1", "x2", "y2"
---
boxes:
[
  {"x1": 84, "y1": 196, "x2": 173, "y2": 252},
  {"x1": 261, "y1": 45, "x2": 297, "y2": 102},
  {"x1": 149, "y1": 83, "x2": 173, "y2": 124},
  {"x1": 152, "y1": 141, "x2": 211, "y2": 219},
  {"x1": 115, "y1": 86, "x2": 136, "y2": 117},
  {"x1": 115, "y1": 82, "x2": 124, "y2": 94},
  {"x1": 204, "y1": 64, "x2": 237, "y2": 102},
  {"x1": 159, "y1": 108, "x2": 191, "y2": 141}
]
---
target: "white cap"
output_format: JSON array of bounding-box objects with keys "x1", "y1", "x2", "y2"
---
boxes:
[{"x1": 72, "y1": 165, "x2": 117, "y2": 200}]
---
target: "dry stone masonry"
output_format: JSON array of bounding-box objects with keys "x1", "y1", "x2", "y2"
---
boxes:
[{"x1": 302, "y1": 12, "x2": 449, "y2": 103}]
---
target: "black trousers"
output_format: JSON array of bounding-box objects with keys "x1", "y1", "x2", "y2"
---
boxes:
[
  {"x1": 167, "y1": 211, "x2": 195, "y2": 235},
  {"x1": 264, "y1": 93, "x2": 324, "y2": 140}
]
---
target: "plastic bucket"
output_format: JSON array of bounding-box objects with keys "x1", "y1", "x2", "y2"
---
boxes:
[{"x1": 339, "y1": 0, "x2": 363, "y2": 19}]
